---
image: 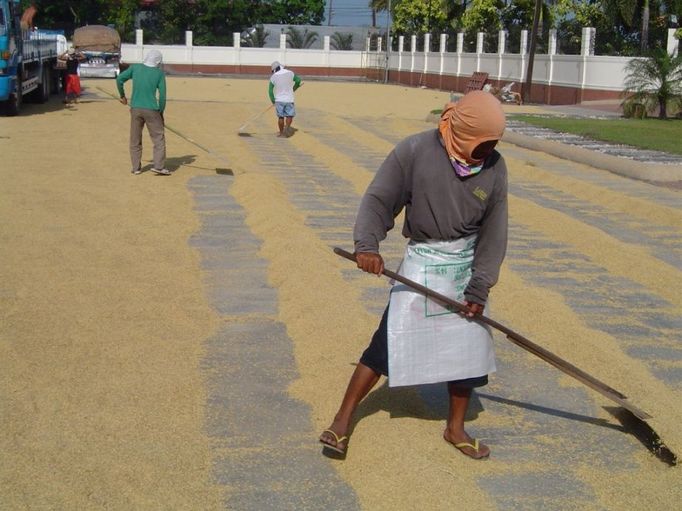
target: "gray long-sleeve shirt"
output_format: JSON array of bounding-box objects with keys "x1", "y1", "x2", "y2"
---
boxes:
[{"x1": 353, "y1": 129, "x2": 508, "y2": 304}]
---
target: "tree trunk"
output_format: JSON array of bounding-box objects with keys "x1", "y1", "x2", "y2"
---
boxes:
[
  {"x1": 523, "y1": 0, "x2": 543, "y2": 102},
  {"x1": 641, "y1": 0, "x2": 650, "y2": 53},
  {"x1": 372, "y1": 9, "x2": 376, "y2": 28},
  {"x1": 659, "y1": 97, "x2": 667, "y2": 119}
]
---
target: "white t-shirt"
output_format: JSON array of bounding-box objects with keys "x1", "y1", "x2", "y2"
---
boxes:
[{"x1": 270, "y1": 68, "x2": 296, "y2": 103}]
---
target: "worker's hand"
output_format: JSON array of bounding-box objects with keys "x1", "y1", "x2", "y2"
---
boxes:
[
  {"x1": 119, "y1": 97, "x2": 127, "y2": 105},
  {"x1": 355, "y1": 252, "x2": 384, "y2": 276},
  {"x1": 464, "y1": 301, "x2": 484, "y2": 318}
]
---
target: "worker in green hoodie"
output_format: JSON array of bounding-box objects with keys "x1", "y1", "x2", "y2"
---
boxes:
[{"x1": 116, "y1": 49, "x2": 169, "y2": 175}]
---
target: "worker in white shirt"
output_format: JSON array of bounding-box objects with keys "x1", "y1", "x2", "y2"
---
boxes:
[{"x1": 268, "y1": 61, "x2": 302, "y2": 137}]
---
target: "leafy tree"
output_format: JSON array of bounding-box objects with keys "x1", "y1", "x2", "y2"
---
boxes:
[
  {"x1": 106, "y1": 0, "x2": 139, "y2": 43},
  {"x1": 621, "y1": 48, "x2": 682, "y2": 118},
  {"x1": 603, "y1": 0, "x2": 652, "y2": 52},
  {"x1": 501, "y1": 0, "x2": 552, "y2": 54},
  {"x1": 460, "y1": 0, "x2": 503, "y2": 52},
  {"x1": 393, "y1": 0, "x2": 448, "y2": 36},
  {"x1": 138, "y1": 0, "x2": 326, "y2": 45},
  {"x1": 265, "y1": 0, "x2": 325, "y2": 25},
  {"x1": 369, "y1": 0, "x2": 392, "y2": 11},
  {"x1": 242, "y1": 25, "x2": 270, "y2": 47},
  {"x1": 369, "y1": 0, "x2": 403, "y2": 26},
  {"x1": 20, "y1": 0, "x2": 137, "y2": 39},
  {"x1": 552, "y1": 0, "x2": 604, "y2": 54},
  {"x1": 286, "y1": 26, "x2": 319, "y2": 48},
  {"x1": 330, "y1": 31, "x2": 353, "y2": 50},
  {"x1": 145, "y1": 0, "x2": 199, "y2": 44}
]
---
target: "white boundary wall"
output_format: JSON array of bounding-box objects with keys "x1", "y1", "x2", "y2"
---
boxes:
[{"x1": 122, "y1": 28, "x2": 680, "y2": 98}]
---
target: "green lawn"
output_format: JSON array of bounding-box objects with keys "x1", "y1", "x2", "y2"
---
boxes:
[{"x1": 508, "y1": 115, "x2": 682, "y2": 156}]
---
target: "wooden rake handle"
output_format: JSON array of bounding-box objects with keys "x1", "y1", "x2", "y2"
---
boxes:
[{"x1": 333, "y1": 247, "x2": 651, "y2": 420}]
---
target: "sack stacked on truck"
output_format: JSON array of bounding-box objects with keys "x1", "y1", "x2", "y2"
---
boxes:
[{"x1": 73, "y1": 25, "x2": 120, "y2": 53}]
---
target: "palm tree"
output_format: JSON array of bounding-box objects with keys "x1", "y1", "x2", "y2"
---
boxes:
[
  {"x1": 621, "y1": 49, "x2": 682, "y2": 119},
  {"x1": 369, "y1": 0, "x2": 403, "y2": 27},
  {"x1": 286, "y1": 26, "x2": 319, "y2": 49},
  {"x1": 242, "y1": 25, "x2": 269, "y2": 48},
  {"x1": 603, "y1": 0, "x2": 651, "y2": 53},
  {"x1": 330, "y1": 32, "x2": 354, "y2": 50}
]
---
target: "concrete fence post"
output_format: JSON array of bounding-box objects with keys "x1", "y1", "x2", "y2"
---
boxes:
[
  {"x1": 398, "y1": 35, "x2": 404, "y2": 72},
  {"x1": 423, "y1": 34, "x2": 430, "y2": 83},
  {"x1": 548, "y1": 28, "x2": 557, "y2": 103},
  {"x1": 667, "y1": 28, "x2": 679, "y2": 57},
  {"x1": 520, "y1": 30, "x2": 528, "y2": 55},
  {"x1": 135, "y1": 29, "x2": 143, "y2": 46},
  {"x1": 497, "y1": 30, "x2": 506, "y2": 81},
  {"x1": 581, "y1": 27, "x2": 595, "y2": 56},
  {"x1": 580, "y1": 27, "x2": 595, "y2": 102},
  {"x1": 439, "y1": 34, "x2": 447, "y2": 79},
  {"x1": 456, "y1": 32, "x2": 463, "y2": 81},
  {"x1": 377, "y1": 37, "x2": 383, "y2": 52},
  {"x1": 519, "y1": 30, "x2": 528, "y2": 84},
  {"x1": 323, "y1": 35, "x2": 330, "y2": 69},
  {"x1": 280, "y1": 33, "x2": 287, "y2": 50},
  {"x1": 476, "y1": 32, "x2": 484, "y2": 72},
  {"x1": 548, "y1": 28, "x2": 557, "y2": 55},
  {"x1": 184, "y1": 31, "x2": 194, "y2": 66}
]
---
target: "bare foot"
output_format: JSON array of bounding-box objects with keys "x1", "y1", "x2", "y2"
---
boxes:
[{"x1": 443, "y1": 430, "x2": 490, "y2": 459}]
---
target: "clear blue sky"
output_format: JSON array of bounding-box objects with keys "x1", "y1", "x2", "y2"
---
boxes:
[{"x1": 323, "y1": 0, "x2": 389, "y2": 27}]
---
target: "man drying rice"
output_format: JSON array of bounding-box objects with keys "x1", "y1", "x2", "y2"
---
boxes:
[
  {"x1": 116, "y1": 49, "x2": 169, "y2": 176},
  {"x1": 320, "y1": 91, "x2": 508, "y2": 460},
  {"x1": 268, "y1": 61, "x2": 301, "y2": 137}
]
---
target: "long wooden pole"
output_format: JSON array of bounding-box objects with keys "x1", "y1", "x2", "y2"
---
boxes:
[{"x1": 333, "y1": 247, "x2": 651, "y2": 420}]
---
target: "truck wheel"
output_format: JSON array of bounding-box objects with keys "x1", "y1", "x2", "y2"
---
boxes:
[
  {"x1": 38, "y1": 67, "x2": 50, "y2": 103},
  {"x1": 50, "y1": 68, "x2": 62, "y2": 94},
  {"x1": 26, "y1": 66, "x2": 50, "y2": 104},
  {"x1": 4, "y1": 76, "x2": 22, "y2": 116}
]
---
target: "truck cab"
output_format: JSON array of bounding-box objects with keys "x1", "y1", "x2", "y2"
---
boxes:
[{"x1": 0, "y1": 0, "x2": 61, "y2": 115}]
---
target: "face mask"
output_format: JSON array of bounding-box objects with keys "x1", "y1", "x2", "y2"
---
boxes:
[{"x1": 451, "y1": 157, "x2": 483, "y2": 177}]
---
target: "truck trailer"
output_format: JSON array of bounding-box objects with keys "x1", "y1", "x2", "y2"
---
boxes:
[{"x1": 0, "y1": 0, "x2": 63, "y2": 115}]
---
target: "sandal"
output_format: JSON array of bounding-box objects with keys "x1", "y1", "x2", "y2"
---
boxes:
[
  {"x1": 319, "y1": 429, "x2": 348, "y2": 455},
  {"x1": 452, "y1": 438, "x2": 490, "y2": 460}
]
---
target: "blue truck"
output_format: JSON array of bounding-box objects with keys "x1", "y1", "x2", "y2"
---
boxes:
[{"x1": 0, "y1": 0, "x2": 63, "y2": 115}]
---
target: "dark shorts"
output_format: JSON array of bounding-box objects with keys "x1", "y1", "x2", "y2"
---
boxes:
[{"x1": 359, "y1": 306, "x2": 489, "y2": 388}]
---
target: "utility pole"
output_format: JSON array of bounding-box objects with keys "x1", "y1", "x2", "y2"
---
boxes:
[
  {"x1": 384, "y1": 0, "x2": 392, "y2": 83},
  {"x1": 523, "y1": 0, "x2": 542, "y2": 103},
  {"x1": 327, "y1": 0, "x2": 333, "y2": 26}
]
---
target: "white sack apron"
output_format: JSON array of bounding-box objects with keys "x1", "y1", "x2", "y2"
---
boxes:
[{"x1": 387, "y1": 236, "x2": 496, "y2": 387}]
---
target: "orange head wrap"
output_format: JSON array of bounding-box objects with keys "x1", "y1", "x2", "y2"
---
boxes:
[{"x1": 439, "y1": 90, "x2": 506, "y2": 165}]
